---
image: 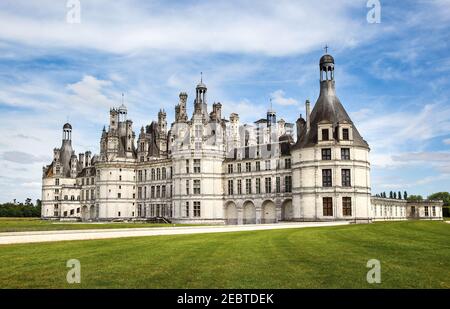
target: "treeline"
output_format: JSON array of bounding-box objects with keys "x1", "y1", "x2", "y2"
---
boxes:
[{"x1": 0, "y1": 200, "x2": 41, "y2": 217}]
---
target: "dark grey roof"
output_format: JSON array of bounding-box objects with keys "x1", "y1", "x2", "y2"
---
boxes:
[
  {"x1": 293, "y1": 80, "x2": 369, "y2": 149},
  {"x1": 320, "y1": 54, "x2": 334, "y2": 66}
]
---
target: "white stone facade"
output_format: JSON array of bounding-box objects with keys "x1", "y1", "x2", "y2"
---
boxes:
[{"x1": 41, "y1": 54, "x2": 443, "y2": 223}]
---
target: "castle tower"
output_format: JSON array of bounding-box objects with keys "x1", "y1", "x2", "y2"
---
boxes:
[
  {"x1": 194, "y1": 74, "x2": 207, "y2": 117},
  {"x1": 291, "y1": 51, "x2": 371, "y2": 223}
]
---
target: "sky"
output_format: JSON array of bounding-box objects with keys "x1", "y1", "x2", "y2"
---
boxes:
[{"x1": 0, "y1": 0, "x2": 449, "y2": 203}]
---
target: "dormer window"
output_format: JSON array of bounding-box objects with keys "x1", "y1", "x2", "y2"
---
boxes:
[
  {"x1": 322, "y1": 129, "x2": 329, "y2": 141},
  {"x1": 342, "y1": 128, "x2": 349, "y2": 140}
]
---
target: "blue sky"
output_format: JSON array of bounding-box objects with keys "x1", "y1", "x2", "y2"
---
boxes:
[{"x1": 0, "y1": 0, "x2": 449, "y2": 203}]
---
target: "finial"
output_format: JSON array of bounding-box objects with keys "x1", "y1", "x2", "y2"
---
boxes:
[
  {"x1": 270, "y1": 98, "x2": 273, "y2": 111},
  {"x1": 200, "y1": 72, "x2": 203, "y2": 83},
  {"x1": 324, "y1": 44, "x2": 329, "y2": 54},
  {"x1": 121, "y1": 93, "x2": 124, "y2": 105}
]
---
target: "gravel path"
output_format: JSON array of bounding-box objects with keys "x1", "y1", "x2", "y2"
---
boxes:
[{"x1": 0, "y1": 221, "x2": 349, "y2": 245}]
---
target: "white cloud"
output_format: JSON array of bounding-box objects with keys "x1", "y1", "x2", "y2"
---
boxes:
[
  {"x1": 443, "y1": 138, "x2": 450, "y2": 145},
  {"x1": 270, "y1": 90, "x2": 298, "y2": 106}
]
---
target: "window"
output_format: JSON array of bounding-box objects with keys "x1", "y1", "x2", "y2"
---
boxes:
[
  {"x1": 151, "y1": 186, "x2": 155, "y2": 198},
  {"x1": 341, "y1": 148, "x2": 350, "y2": 160},
  {"x1": 151, "y1": 169, "x2": 155, "y2": 180},
  {"x1": 285, "y1": 158, "x2": 291, "y2": 169},
  {"x1": 195, "y1": 142, "x2": 202, "y2": 150},
  {"x1": 341, "y1": 169, "x2": 351, "y2": 187},
  {"x1": 186, "y1": 160, "x2": 189, "y2": 174},
  {"x1": 162, "y1": 185, "x2": 166, "y2": 198},
  {"x1": 237, "y1": 179, "x2": 242, "y2": 195},
  {"x1": 119, "y1": 175, "x2": 122, "y2": 181},
  {"x1": 117, "y1": 193, "x2": 121, "y2": 199},
  {"x1": 322, "y1": 169, "x2": 332, "y2": 187},
  {"x1": 70, "y1": 209, "x2": 74, "y2": 215},
  {"x1": 228, "y1": 164, "x2": 233, "y2": 174},
  {"x1": 265, "y1": 160, "x2": 271, "y2": 170},
  {"x1": 184, "y1": 202, "x2": 190, "y2": 217},
  {"x1": 322, "y1": 148, "x2": 331, "y2": 160},
  {"x1": 256, "y1": 178, "x2": 261, "y2": 194},
  {"x1": 193, "y1": 201, "x2": 201, "y2": 217},
  {"x1": 256, "y1": 161, "x2": 261, "y2": 171},
  {"x1": 285, "y1": 176, "x2": 292, "y2": 193},
  {"x1": 322, "y1": 129, "x2": 329, "y2": 141},
  {"x1": 157, "y1": 168, "x2": 161, "y2": 180},
  {"x1": 228, "y1": 180, "x2": 234, "y2": 195},
  {"x1": 55, "y1": 179, "x2": 59, "y2": 185},
  {"x1": 162, "y1": 167, "x2": 166, "y2": 179},
  {"x1": 237, "y1": 163, "x2": 242, "y2": 173},
  {"x1": 276, "y1": 177, "x2": 281, "y2": 193},
  {"x1": 246, "y1": 162, "x2": 251, "y2": 172},
  {"x1": 343, "y1": 197, "x2": 352, "y2": 216},
  {"x1": 432, "y1": 206, "x2": 436, "y2": 217},
  {"x1": 186, "y1": 180, "x2": 190, "y2": 195},
  {"x1": 245, "y1": 179, "x2": 252, "y2": 194},
  {"x1": 342, "y1": 128, "x2": 349, "y2": 140},
  {"x1": 323, "y1": 197, "x2": 333, "y2": 216},
  {"x1": 156, "y1": 186, "x2": 160, "y2": 198},
  {"x1": 193, "y1": 180, "x2": 201, "y2": 194},
  {"x1": 138, "y1": 170, "x2": 143, "y2": 182},
  {"x1": 424, "y1": 206, "x2": 429, "y2": 217},
  {"x1": 118, "y1": 211, "x2": 121, "y2": 217},
  {"x1": 195, "y1": 125, "x2": 202, "y2": 138},
  {"x1": 265, "y1": 177, "x2": 272, "y2": 193},
  {"x1": 194, "y1": 159, "x2": 201, "y2": 173}
]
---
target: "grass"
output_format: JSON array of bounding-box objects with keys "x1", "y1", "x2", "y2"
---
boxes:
[
  {"x1": 0, "y1": 217, "x2": 198, "y2": 233},
  {"x1": 0, "y1": 221, "x2": 449, "y2": 288}
]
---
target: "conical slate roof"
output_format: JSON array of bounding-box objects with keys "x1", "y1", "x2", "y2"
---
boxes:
[{"x1": 293, "y1": 80, "x2": 369, "y2": 149}]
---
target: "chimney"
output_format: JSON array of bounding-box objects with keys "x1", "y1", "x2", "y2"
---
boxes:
[
  {"x1": 85, "y1": 151, "x2": 91, "y2": 167},
  {"x1": 79, "y1": 153, "x2": 85, "y2": 168},
  {"x1": 305, "y1": 100, "x2": 311, "y2": 132}
]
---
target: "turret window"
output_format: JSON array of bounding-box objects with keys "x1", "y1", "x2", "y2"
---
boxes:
[
  {"x1": 194, "y1": 159, "x2": 201, "y2": 173},
  {"x1": 343, "y1": 197, "x2": 352, "y2": 216},
  {"x1": 323, "y1": 197, "x2": 333, "y2": 216},
  {"x1": 322, "y1": 129, "x2": 329, "y2": 141},
  {"x1": 285, "y1": 176, "x2": 292, "y2": 193},
  {"x1": 322, "y1": 148, "x2": 331, "y2": 160},
  {"x1": 341, "y1": 148, "x2": 350, "y2": 160},
  {"x1": 341, "y1": 169, "x2": 351, "y2": 187},
  {"x1": 342, "y1": 128, "x2": 349, "y2": 140},
  {"x1": 322, "y1": 169, "x2": 332, "y2": 187}
]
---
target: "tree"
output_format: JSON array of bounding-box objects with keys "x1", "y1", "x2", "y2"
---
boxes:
[
  {"x1": 427, "y1": 192, "x2": 450, "y2": 206},
  {"x1": 25, "y1": 198, "x2": 32, "y2": 205},
  {"x1": 407, "y1": 195, "x2": 423, "y2": 201},
  {"x1": 403, "y1": 191, "x2": 408, "y2": 200},
  {"x1": 398, "y1": 191, "x2": 402, "y2": 200},
  {"x1": 389, "y1": 191, "x2": 393, "y2": 199},
  {"x1": 393, "y1": 192, "x2": 397, "y2": 199}
]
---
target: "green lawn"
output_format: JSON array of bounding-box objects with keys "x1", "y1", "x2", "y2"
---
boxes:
[
  {"x1": 0, "y1": 221, "x2": 449, "y2": 288},
  {"x1": 0, "y1": 218, "x2": 196, "y2": 232}
]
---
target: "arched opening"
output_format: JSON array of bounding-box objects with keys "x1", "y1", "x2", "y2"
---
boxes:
[
  {"x1": 243, "y1": 201, "x2": 256, "y2": 224},
  {"x1": 225, "y1": 202, "x2": 238, "y2": 225},
  {"x1": 81, "y1": 205, "x2": 89, "y2": 221},
  {"x1": 281, "y1": 199, "x2": 293, "y2": 221},
  {"x1": 89, "y1": 205, "x2": 95, "y2": 220},
  {"x1": 262, "y1": 200, "x2": 276, "y2": 224}
]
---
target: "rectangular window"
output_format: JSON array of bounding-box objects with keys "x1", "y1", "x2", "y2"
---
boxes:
[
  {"x1": 138, "y1": 187, "x2": 142, "y2": 199},
  {"x1": 228, "y1": 164, "x2": 233, "y2": 174},
  {"x1": 55, "y1": 179, "x2": 59, "y2": 185},
  {"x1": 237, "y1": 179, "x2": 242, "y2": 195},
  {"x1": 162, "y1": 168, "x2": 166, "y2": 179},
  {"x1": 156, "y1": 186, "x2": 160, "y2": 198},
  {"x1": 256, "y1": 178, "x2": 261, "y2": 194},
  {"x1": 322, "y1": 169, "x2": 332, "y2": 187},
  {"x1": 341, "y1": 148, "x2": 350, "y2": 160},
  {"x1": 341, "y1": 169, "x2": 351, "y2": 187},
  {"x1": 193, "y1": 159, "x2": 201, "y2": 173},
  {"x1": 256, "y1": 161, "x2": 261, "y2": 171},
  {"x1": 228, "y1": 179, "x2": 234, "y2": 195},
  {"x1": 342, "y1": 128, "x2": 349, "y2": 140},
  {"x1": 322, "y1": 129, "x2": 329, "y2": 141},
  {"x1": 285, "y1": 158, "x2": 291, "y2": 169},
  {"x1": 186, "y1": 180, "x2": 190, "y2": 195},
  {"x1": 117, "y1": 193, "x2": 121, "y2": 199},
  {"x1": 162, "y1": 185, "x2": 166, "y2": 198},
  {"x1": 265, "y1": 160, "x2": 271, "y2": 171},
  {"x1": 237, "y1": 163, "x2": 242, "y2": 173},
  {"x1": 151, "y1": 186, "x2": 155, "y2": 198},
  {"x1": 186, "y1": 160, "x2": 189, "y2": 174},
  {"x1": 195, "y1": 125, "x2": 202, "y2": 138},
  {"x1": 157, "y1": 168, "x2": 161, "y2": 180},
  {"x1": 193, "y1": 201, "x2": 201, "y2": 217},
  {"x1": 265, "y1": 177, "x2": 272, "y2": 193},
  {"x1": 432, "y1": 206, "x2": 436, "y2": 217},
  {"x1": 184, "y1": 202, "x2": 189, "y2": 217},
  {"x1": 342, "y1": 197, "x2": 352, "y2": 216},
  {"x1": 138, "y1": 170, "x2": 143, "y2": 182},
  {"x1": 285, "y1": 176, "x2": 292, "y2": 193},
  {"x1": 322, "y1": 148, "x2": 331, "y2": 160},
  {"x1": 246, "y1": 162, "x2": 251, "y2": 172},
  {"x1": 193, "y1": 179, "x2": 201, "y2": 194},
  {"x1": 276, "y1": 177, "x2": 281, "y2": 193},
  {"x1": 245, "y1": 179, "x2": 251, "y2": 194},
  {"x1": 424, "y1": 206, "x2": 429, "y2": 217},
  {"x1": 323, "y1": 197, "x2": 333, "y2": 216}
]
